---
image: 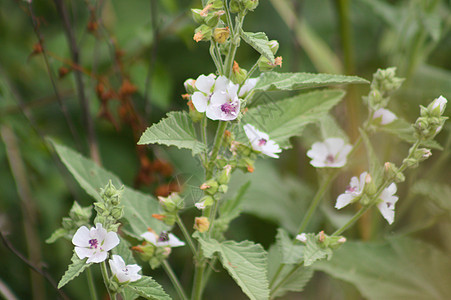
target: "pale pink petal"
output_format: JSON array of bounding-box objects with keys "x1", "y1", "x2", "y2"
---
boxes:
[
  {"x1": 75, "y1": 246, "x2": 95, "y2": 260},
  {"x1": 195, "y1": 74, "x2": 215, "y2": 93},
  {"x1": 141, "y1": 232, "x2": 157, "y2": 245},
  {"x1": 87, "y1": 251, "x2": 108, "y2": 263},
  {"x1": 102, "y1": 232, "x2": 120, "y2": 251},
  {"x1": 335, "y1": 193, "x2": 354, "y2": 209},
  {"x1": 192, "y1": 92, "x2": 208, "y2": 112},
  {"x1": 325, "y1": 138, "x2": 345, "y2": 156},
  {"x1": 72, "y1": 226, "x2": 90, "y2": 247}
]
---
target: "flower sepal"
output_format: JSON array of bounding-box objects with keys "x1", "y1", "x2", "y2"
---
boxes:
[{"x1": 384, "y1": 162, "x2": 405, "y2": 183}]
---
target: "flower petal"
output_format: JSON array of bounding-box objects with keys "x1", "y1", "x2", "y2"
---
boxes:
[
  {"x1": 195, "y1": 74, "x2": 215, "y2": 94},
  {"x1": 87, "y1": 251, "x2": 108, "y2": 263},
  {"x1": 335, "y1": 193, "x2": 354, "y2": 209},
  {"x1": 75, "y1": 246, "x2": 95, "y2": 260},
  {"x1": 72, "y1": 226, "x2": 90, "y2": 247},
  {"x1": 102, "y1": 232, "x2": 120, "y2": 251},
  {"x1": 192, "y1": 92, "x2": 208, "y2": 112}
]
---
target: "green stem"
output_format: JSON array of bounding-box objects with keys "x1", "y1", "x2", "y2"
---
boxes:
[
  {"x1": 210, "y1": 41, "x2": 222, "y2": 75},
  {"x1": 191, "y1": 259, "x2": 206, "y2": 300},
  {"x1": 214, "y1": 41, "x2": 224, "y2": 74},
  {"x1": 162, "y1": 260, "x2": 188, "y2": 300},
  {"x1": 100, "y1": 261, "x2": 113, "y2": 300},
  {"x1": 206, "y1": 121, "x2": 228, "y2": 179},
  {"x1": 86, "y1": 268, "x2": 98, "y2": 300},
  {"x1": 269, "y1": 263, "x2": 302, "y2": 298},
  {"x1": 207, "y1": 197, "x2": 220, "y2": 235},
  {"x1": 332, "y1": 205, "x2": 371, "y2": 236},
  {"x1": 176, "y1": 214, "x2": 198, "y2": 258}
]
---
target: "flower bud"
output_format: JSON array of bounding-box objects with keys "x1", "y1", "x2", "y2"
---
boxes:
[
  {"x1": 217, "y1": 165, "x2": 232, "y2": 185},
  {"x1": 258, "y1": 56, "x2": 282, "y2": 72},
  {"x1": 206, "y1": 0, "x2": 223, "y2": 10},
  {"x1": 244, "y1": 0, "x2": 259, "y2": 11},
  {"x1": 268, "y1": 40, "x2": 279, "y2": 55},
  {"x1": 218, "y1": 184, "x2": 228, "y2": 194},
  {"x1": 214, "y1": 27, "x2": 230, "y2": 44},
  {"x1": 371, "y1": 67, "x2": 404, "y2": 97},
  {"x1": 200, "y1": 179, "x2": 219, "y2": 195},
  {"x1": 191, "y1": 9, "x2": 204, "y2": 23},
  {"x1": 362, "y1": 173, "x2": 377, "y2": 196},
  {"x1": 205, "y1": 12, "x2": 220, "y2": 27},
  {"x1": 193, "y1": 24, "x2": 212, "y2": 43},
  {"x1": 428, "y1": 95, "x2": 447, "y2": 116},
  {"x1": 384, "y1": 162, "x2": 405, "y2": 183},
  {"x1": 195, "y1": 195, "x2": 214, "y2": 210},
  {"x1": 158, "y1": 192, "x2": 184, "y2": 212},
  {"x1": 184, "y1": 78, "x2": 196, "y2": 94},
  {"x1": 229, "y1": 0, "x2": 240, "y2": 13},
  {"x1": 231, "y1": 61, "x2": 247, "y2": 85},
  {"x1": 194, "y1": 217, "x2": 210, "y2": 233},
  {"x1": 132, "y1": 243, "x2": 156, "y2": 261}
]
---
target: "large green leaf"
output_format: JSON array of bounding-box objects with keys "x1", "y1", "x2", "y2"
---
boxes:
[
  {"x1": 303, "y1": 233, "x2": 333, "y2": 267},
  {"x1": 254, "y1": 72, "x2": 368, "y2": 92},
  {"x1": 241, "y1": 89, "x2": 346, "y2": 148},
  {"x1": 51, "y1": 141, "x2": 167, "y2": 236},
  {"x1": 127, "y1": 276, "x2": 171, "y2": 300},
  {"x1": 240, "y1": 31, "x2": 275, "y2": 63},
  {"x1": 58, "y1": 253, "x2": 91, "y2": 288},
  {"x1": 138, "y1": 111, "x2": 206, "y2": 155},
  {"x1": 314, "y1": 237, "x2": 451, "y2": 300},
  {"x1": 267, "y1": 245, "x2": 313, "y2": 299},
  {"x1": 195, "y1": 234, "x2": 270, "y2": 300},
  {"x1": 275, "y1": 228, "x2": 304, "y2": 264},
  {"x1": 412, "y1": 180, "x2": 451, "y2": 214}
]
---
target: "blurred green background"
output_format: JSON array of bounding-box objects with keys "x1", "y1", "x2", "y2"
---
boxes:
[{"x1": 0, "y1": 0, "x2": 450, "y2": 299}]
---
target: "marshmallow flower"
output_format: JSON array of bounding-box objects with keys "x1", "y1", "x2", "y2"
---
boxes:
[
  {"x1": 72, "y1": 223, "x2": 120, "y2": 263},
  {"x1": 238, "y1": 78, "x2": 258, "y2": 98},
  {"x1": 377, "y1": 183, "x2": 399, "y2": 224},
  {"x1": 373, "y1": 108, "x2": 397, "y2": 125},
  {"x1": 141, "y1": 231, "x2": 185, "y2": 248},
  {"x1": 243, "y1": 124, "x2": 282, "y2": 158},
  {"x1": 307, "y1": 137, "x2": 352, "y2": 168},
  {"x1": 206, "y1": 82, "x2": 241, "y2": 121},
  {"x1": 335, "y1": 172, "x2": 368, "y2": 209},
  {"x1": 430, "y1": 95, "x2": 447, "y2": 115},
  {"x1": 109, "y1": 255, "x2": 142, "y2": 283}
]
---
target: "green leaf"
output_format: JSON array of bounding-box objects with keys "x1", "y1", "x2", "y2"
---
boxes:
[
  {"x1": 58, "y1": 253, "x2": 91, "y2": 288},
  {"x1": 241, "y1": 89, "x2": 346, "y2": 148},
  {"x1": 303, "y1": 233, "x2": 333, "y2": 267},
  {"x1": 219, "y1": 181, "x2": 251, "y2": 222},
  {"x1": 46, "y1": 228, "x2": 68, "y2": 244},
  {"x1": 412, "y1": 180, "x2": 451, "y2": 214},
  {"x1": 51, "y1": 141, "x2": 167, "y2": 237},
  {"x1": 240, "y1": 31, "x2": 275, "y2": 63},
  {"x1": 267, "y1": 245, "x2": 313, "y2": 298},
  {"x1": 275, "y1": 228, "x2": 304, "y2": 264},
  {"x1": 195, "y1": 234, "x2": 270, "y2": 300},
  {"x1": 127, "y1": 276, "x2": 171, "y2": 300},
  {"x1": 138, "y1": 111, "x2": 206, "y2": 155},
  {"x1": 254, "y1": 72, "x2": 368, "y2": 92},
  {"x1": 379, "y1": 118, "x2": 442, "y2": 150},
  {"x1": 314, "y1": 237, "x2": 451, "y2": 300},
  {"x1": 360, "y1": 129, "x2": 384, "y2": 185}
]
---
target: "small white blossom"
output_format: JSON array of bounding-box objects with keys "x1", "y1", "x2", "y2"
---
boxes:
[
  {"x1": 141, "y1": 231, "x2": 185, "y2": 248},
  {"x1": 206, "y1": 82, "x2": 241, "y2": 121},
  {"x1": 109, "y1": 255, "x2": 142, "y2": 283},
  {"x1": 243, "y1": 124, "x2": 282, "y2": 158},
  {"x1": 373, "y1": 108, "x2": 397, "y2": 125},
  {"x1": 238, "y1": 78, "x2": 258, "y2": 98},
  {"x1": 431, "y1": 95, "x2": 447, "y2": 115},
  {"x1": 377, "y1": 183, "x2": 399, "y2": 224},
  {"x1": 307, "y1": 137, "x2": 352, "y2": 168},
  {"x1": 335, "y1": 172, "x2": 368, "y2": 209},
  {"x1": 191, "y1": 74, "x2": 226, "y2": 112},
  {"x1": 72, "y1": 223, "x2": 120, "y2": 263},
  {"x1": 195, "y1": 200, "x2": 207, "y2": 210},
  {"x1": 296, "y1": 233, "x2": 307, "y2": 243}
]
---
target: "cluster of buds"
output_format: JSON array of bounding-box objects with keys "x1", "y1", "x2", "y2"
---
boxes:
[
  {"x1": 414, "y1": 95, "x2": 448, "y2": 140},
  {"x1": 258, "y1": 40, "x2": 283, "y2": 72},
  {"x1": 192, "y1": 1, "x2": 227, "y2": 43},
  {"x1": 364, "y1": 67, "x2": 404, "y2": 111},
  {"x1": 94, "y1": 181, "x2": 124, "y2": 232},
  {"x1": 154, "y1": 192, "x2": 184, "y2": 226},
  {"x1": 296, "y1": 231, "x2": 346, "y2": 250},
  {"x1": 195, "y1": 164, "x2": 233, "y2": 210},
  {"x1": 384, "y1": 162, "x2": 405, "y2": 183},
  {"x1": 230, "y1": 0, "x2": 259, "y2": 13}
]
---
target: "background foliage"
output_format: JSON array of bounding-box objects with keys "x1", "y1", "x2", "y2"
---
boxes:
[{"x1": 0, "y1": 0, "x2": 450, "y2": 299}]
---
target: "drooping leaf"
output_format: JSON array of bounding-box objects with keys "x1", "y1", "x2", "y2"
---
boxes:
[
  {"x1": 275, "y1": 228, "x2": 304, "y2": 264},
  {"x1": 303, "y1": 233, "x2": 333, "y2": 267},
  {"x1": 138, "y1": 111, "x2": 206, "y2": 155},
  {"x1": 267, "y1": 245, "x2": 314, "y2": 298},
  {"x1": 314, "y1": 237, "x2": 451, "y2": 300},
  {"x1": 58, "y1": 253, "x2": 91, "y2": 288},
  {"x1": 127, "y1": 276, "x2": 171, "y2": 300},
  {"x1": 240, "y1": 31, "x2": 275, "y2": 63},
  {"x1": 254, "y1": 72, "x2": 368, "y2": 92},
  {"x1": 51, "y1": 141, "x2": 166, "y2": 237},
  {"x1": 240, "y1": 89, "x2": 346, "y2": 148},
  {"x1": 195, "y1": 234, "x2": 270, "y2": 300}
]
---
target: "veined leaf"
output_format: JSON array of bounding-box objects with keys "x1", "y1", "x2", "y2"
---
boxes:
[
  {"x1": 267, "y1": 245, "x2": 313, "y2": 298},
  {"x1": 360, "y1": 129, "x2": 384, "y2": 186},
  {"x1": 58, "y1": 253, "x2": 91, "y2": 288},
  {"x1": 275, "y1": 228, "x2": 304, "y2": 264},
  {"x1": 254, "y1": 72, "x2": 368, "y2": 92},
  {"x1": 412, "y1": 180, "x2": 451, "y2": 213},
  {"x1": 314, "y1": 237, "x2": 451, "y2": 300},
  {"x1": 195, "y1": 234, "x2": 270, "y2": 300},
  {"x1": 240, "y1": 89, "x2": 346, "y2": 148},
  {"x1": 303, "y1": 233, "x2": 333, "y2": 267},
  {"x1": 240, "y1": 31, "x2": 275, "y2": 63},
  {"x1": 51, "y1": 141, "x2": 167, "y2": 237},
  {"x1": 127, "y1": 276, "x2": 171, "y2": 300},
  {"x1": 138, "y1": 111, "x2": 206, "y2": 155}
]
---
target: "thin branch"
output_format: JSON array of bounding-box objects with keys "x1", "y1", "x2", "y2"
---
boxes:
[{"x1": 53, "y1": 0, "x2": 101, "y2": 165}]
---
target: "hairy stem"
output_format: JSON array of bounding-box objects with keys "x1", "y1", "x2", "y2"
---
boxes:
[
  {"x1": 86, "y1": 268, "x2": 99, "y2": 300},
  {"x1": 176, "y1": 214, "x2": 198, "y2": 258},
  {"x1": 162, "y1": 260, "x2": 188, "y2": 300}
]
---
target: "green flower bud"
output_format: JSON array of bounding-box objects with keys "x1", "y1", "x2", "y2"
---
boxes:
[
  {"x1": 132, "y1": 243, "x2": 156, "y2": 262},
  {"x1": 158, "y1": 192, "x2": 184, "y2": 212},
  {"x1": 384, "y1": 162, "x2": 405, "y2": 183},
  {"x1": 193, "y1": 24, "x2": 212, "y2": 43},
  {"x1": 111, "y1": 207, "x2": 123, "y2": 220},
  {"x1": 268, "y1": 40, "x2": 279, "y2": 55},
  {"x1": 184, "y1": 78, "x2": 196, "y2": 94},
  {"x1": 258, "y1": 56, "x2": 282, "y2": 72},
  {"x1": 371, "y1": 67, "x2": 404, "y2": 97},
  {"x1": 244, "y1": 0, "x2": 259, "y2": 11},
  {"x1": 218, "y1": 184, "x2": 228, "y2": 194},
  {"x1": 205, "y1": 12, "x2": 220, "y2": 27},
  {"x1": 214, "y1": 27, "x2": 230, "y2": 44},
  {"x1": 200, "y1": 179, "x2": 219, "y2": 195},
  {"x1": 318, "y1": 231, "x2": 346, "y2": 250},
  {"x1": 191, "y1": 9, "x2": 204, "y2": 23},
  {"x1": 195, "y1": 195, "x2": 214, "y2": 210},
  {"x1": 427, "y1": 95, "x2": 447, "y2": 117},
  {"x1": 217, "y1": 165, "x2": 232, "y2": 185},
  {"x1": 231, "y1": 61, "x2": 247, "y2": 85},
  {"x1": 230, "y1": 0, "x2": 240, "y2": 13},
  {"x1": 207, "y1": 0, "x2": 223, "y2": 10},
  {"x1": 162, "y1": 214, "x2": 176, "y2": 226},
  {"x1": 403, "y1": 147, "x2": 432, "y2": 168},
  {"x1": 362, "y1": 173, "x2": 377, "y2": 196}
]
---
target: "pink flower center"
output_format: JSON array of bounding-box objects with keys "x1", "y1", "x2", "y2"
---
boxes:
[
  {"x1": 158, "y1": 232, "x2": 169, "y2": 242},
  {"x1": 258, "y1": 138, "x2": 267, "y2": 146},
  {"x1": 220, "y1": 102, "x2": 236, "y2": 115},
  {"x1": 346, "y1": 185, "x2": 357, "y2": 193},
  {"x1": 89, "y1": 239, "x2": 98, "y2": 249},
  {"x1": 326, "y1": 154, "x2": 335, "y2": 163}
]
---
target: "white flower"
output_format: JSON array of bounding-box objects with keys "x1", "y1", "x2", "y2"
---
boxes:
[
  {"x1": 335, "y1": 172, "x2": 368, "y2": 209},
  {"x1": 307, "y1": 137, "x2": 352, "y2": 168},
  {"x1": 243, "y1": 124, "x2": 282, "y2": 158},
  {"x1": 191, "y1": 74, "x2": 228, "y2": 113},
  {"x1": 109, "y1": 255, "x2": 142, "y2": 283},
  {"x1": 431, "y1": 95, "x2": 447, "y2": 115},
  {"x1": 141, "y1": 231, "x2": 185, "y2": 248},
  {"x1": 206, "y1": 82, "x2": 241, "y2": 121},
  {"x1": 72, "y1": 223, "x2": 120, "y2": 263},
  {"x1": 238, "y1": 78, "x2": 258, "y2": 98},
  {"x1": 296, "y1": 233, "x2": 307, "y2": 243},
  {"x1": 377, "y1": 183, "x2": 399, "y2": 224},
  {"x1": 195, "y1": 200, "x2": 207, "y2": 210},
  {"x1": 373, "y1": 108, "x2": 397, "y2": 125}
]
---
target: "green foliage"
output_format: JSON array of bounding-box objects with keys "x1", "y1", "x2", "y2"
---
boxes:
[
  {"x1": 303, "y1": 233, "x2": 333, "y2": 267},
  {"x1": 195, "y1": 233, "x2": 270, "y2": 300},
  {"x1": 241, "y1": 89, "x2": 346, "y2": 148},
  {"x1": 314, "y1": 237, "x2": 451, "y2": 300},
  {"x1": 126, "y1": 277, "x2": 171, "y2": 300},
  {"x1": 138, "y1": 111, "x2": 207, "y2": 156},
  {"x1": 240, "y1": 31, "x2": 275, "y2": 63},
  {"x1": 58, "y1": 253, "x2": 91, "y2": 289},
  {"x1": 412, "y1": 180, "x2": 451, "y2": 214},
  {"x1": 275, "y1": 228, "x2": 304, "y2": 264},
  {"x1": 254, "y1": 72, "x2": 368, "y2": 91}
]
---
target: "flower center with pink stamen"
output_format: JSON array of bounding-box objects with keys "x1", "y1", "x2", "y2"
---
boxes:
[
  {"x1": 89, "y1": 239, "x2": 98, "y2": 249},
  {"x1": 258, "y1": 138, "x2": 267, "y2": 146},
  {"x1": 346, "y1": 186, "x2": 357, "y2": 193},
  {"x1": 158, "y1": 232, "x2": 169, "y2": 242},
  {"x1": 220, "y1": 102, "x2": 236, "y2": 115},
  {"x1": 326, "y1": 154, "x2": 335, "y2": 163}
]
